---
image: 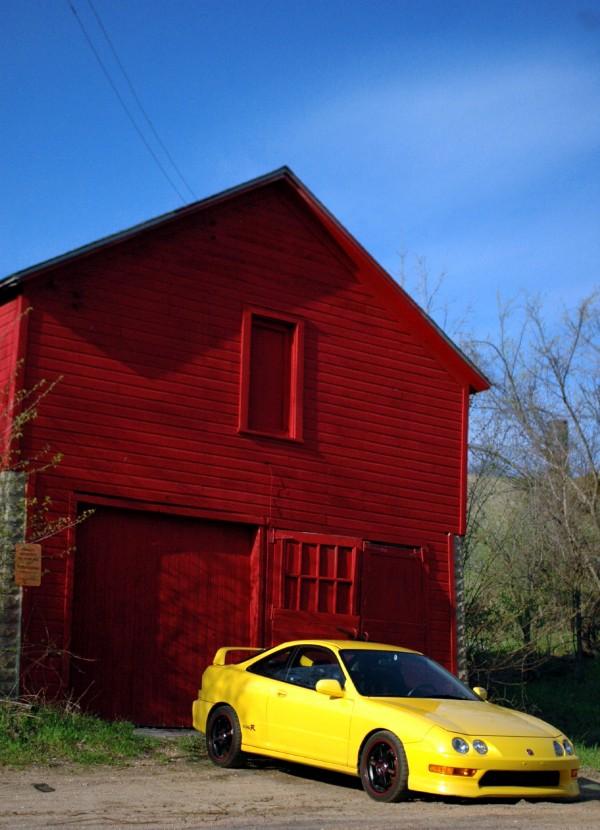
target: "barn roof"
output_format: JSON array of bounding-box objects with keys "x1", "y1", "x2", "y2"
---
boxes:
[{"x1": 0, "y1": 166, "x2": 489, "y2": 392}]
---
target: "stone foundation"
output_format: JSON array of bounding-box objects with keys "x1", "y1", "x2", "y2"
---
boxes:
[
  {"x1": 0, "y1": 471, "x2": 26, "y2": 697},
  {"x1": 453, "y1": 534, "x2": 468, "y2": 682}
]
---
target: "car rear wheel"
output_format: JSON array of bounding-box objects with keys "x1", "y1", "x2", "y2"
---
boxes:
[
  {"x1": 206, "y1": 705, "x2": 245, "y2": 768},
  {"x1": 359, "y1": 730, "x2": 408, "y2": 802}
]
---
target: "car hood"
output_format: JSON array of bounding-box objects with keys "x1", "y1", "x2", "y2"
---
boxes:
[{"x1": 371, "y1": 698, "x2": 561, "y2": 738}]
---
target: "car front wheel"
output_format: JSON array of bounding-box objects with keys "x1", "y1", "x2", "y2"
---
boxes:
[
  {"x1": 206, "y1": 704, "x2": 245, "y2": 768},
  {"x1": 359, "y1": 730, "x2": 408, "y2": 802}
]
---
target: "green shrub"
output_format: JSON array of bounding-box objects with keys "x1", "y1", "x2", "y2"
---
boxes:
[{"x1": 515, "y1": 659, "x2": 600, "y2": 746}]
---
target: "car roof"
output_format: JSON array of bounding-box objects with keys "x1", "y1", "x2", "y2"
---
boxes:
[{"x1": 261, "y1": 640, "x2": 421, "y2": 654}]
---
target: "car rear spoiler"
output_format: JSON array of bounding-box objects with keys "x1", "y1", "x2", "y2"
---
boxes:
[{"x1": 212, "y1": 647, "x2": 264, "y2": 666}]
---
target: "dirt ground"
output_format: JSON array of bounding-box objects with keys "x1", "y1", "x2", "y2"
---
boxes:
[{"x1": 1, "y1": 757, "x2": 600, "y2": 830}]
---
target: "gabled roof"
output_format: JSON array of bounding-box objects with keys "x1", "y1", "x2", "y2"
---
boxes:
[{"x1": 0, "y1": 167, "x2": 489, "y2": 392}]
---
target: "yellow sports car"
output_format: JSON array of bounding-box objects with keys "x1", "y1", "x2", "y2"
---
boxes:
[{"x1": 192, "y1": 640, "x2": 579, "y2": 802}]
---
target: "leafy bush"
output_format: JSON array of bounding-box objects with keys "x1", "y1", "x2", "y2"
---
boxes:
[{"x1": 516, "y1": 658, "x2": 600, "y2": 746}]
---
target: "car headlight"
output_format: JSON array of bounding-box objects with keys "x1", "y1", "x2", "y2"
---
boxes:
[
  {"x1": 473, "y1": 739, "x2": 488, "y2": 755},
  {"x1": 553, "y1": 740, "x2": 564, "y2": 756},
  {"x1": 562, "y1": 738, "x2": 574, "y2": 756},
  {"x1": 452, "y1": 737, "x2": 470, "y2": 754}
]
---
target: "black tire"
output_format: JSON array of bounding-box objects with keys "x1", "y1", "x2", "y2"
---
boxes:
[
  {"x1": 359, "y1": 730, "x2": 408, "y2": 802},
  {"x1": 206, "y1": 704, "x2": 245, "y2": 768}
]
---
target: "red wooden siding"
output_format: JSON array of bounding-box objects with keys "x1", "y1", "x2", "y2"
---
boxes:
[
  {"x1": 12, "y1": 177, "x2": 477, "y2": 713},
  {"x1": 0, "y1": 295, "x2": 22, "y2": 464},
  {"x1": 70, "y1": 505, "x2": 257, "y2": 725},
  {"x1": 360, "y1": 543, "x2": 427, "y2": 651}
]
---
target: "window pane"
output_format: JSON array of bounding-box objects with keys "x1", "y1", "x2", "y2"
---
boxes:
[
  {"x1": 286, "y1": 647, "x2": 345, "y2": 689},
  {"x1": 299, "y1": 577, "x2": 317, "y2": 611},
  {"x1": 336, "y1": 581, "x2": 352, "y2": 614},
  {"x1": 337, "y1": 547, "x2": 352, "y2": 579},
  {"x1": 283, "y1": 540, "x2": 299, "y2": 575},
  {"x1": 319, "y1": 545, "x2": 335, "y2": 577},
  {"x1": 283, "y1": 575, "x2": 298, "y2": 609},
  {"x1": 317, "y1": 579, "x2": 335, "y2": 613},
  {"x1": 247, "y1": 647, "x2": 294, "y2": 680},
  {"x1": 301, "y1": 543, "x2": 317, "y2": 575}
]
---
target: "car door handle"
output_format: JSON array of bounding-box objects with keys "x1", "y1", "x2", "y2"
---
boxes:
[{"x1": 276, "y1": 690, "x2": 287, "y2": 697}]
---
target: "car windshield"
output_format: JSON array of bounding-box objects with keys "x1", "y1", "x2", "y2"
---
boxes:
[{"x1": 339, "y1": 649, "x2": 478, "y2": 700}]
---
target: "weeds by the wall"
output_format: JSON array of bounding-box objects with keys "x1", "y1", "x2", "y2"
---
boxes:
[{"x1": 0, "y1": 698, "x2": 156, "y2": 766}]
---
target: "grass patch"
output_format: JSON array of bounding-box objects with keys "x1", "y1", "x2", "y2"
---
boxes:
[
  {"x1": 576, "y1": 743, "x2": 600, "y2": 771},
  {"x1": 175, "y1": 732, "x2": 207, "y2": 762},
  {"x1": 0, "y1": 699, "x2": 157, "y2": 767}
]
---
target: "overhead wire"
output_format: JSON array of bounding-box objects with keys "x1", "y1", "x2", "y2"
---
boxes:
[
  {"x1": 85, "y1": 0, "x2": 197, "y2": 200},
  {"x1": 66, "y1": 0, "x2": 190, "y2": 204}
]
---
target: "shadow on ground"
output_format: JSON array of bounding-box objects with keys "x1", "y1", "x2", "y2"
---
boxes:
[
  {"x1": 136, "y1": 730, "x2": 600, "y2": 805},
  {"x1": 258, "y1": 758, "x2": 600, "y2": 804},
  {"x1": 580, "y1": 776, "x2": 600, "y2": 801}
]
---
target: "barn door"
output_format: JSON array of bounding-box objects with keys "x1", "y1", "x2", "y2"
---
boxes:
[
  {"x1": 360, "y1": 542, "x2": 427, "y2": 651},
  {"x1": 70, "y1": 506, "x2": 258, "y2": 725}
]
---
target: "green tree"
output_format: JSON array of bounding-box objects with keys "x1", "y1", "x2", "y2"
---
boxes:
[{"x1": 469, "y1": 293, "x2": 600, "y2": 680}]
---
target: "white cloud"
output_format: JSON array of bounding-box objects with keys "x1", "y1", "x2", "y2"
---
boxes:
[{"x1": 284, "y1": 52, "x2": 600, "y2": 207}]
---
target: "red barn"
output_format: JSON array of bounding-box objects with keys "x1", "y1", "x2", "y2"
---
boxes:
[{"x1": 0, "y1": 168, "x2": 488, "y2": 725}]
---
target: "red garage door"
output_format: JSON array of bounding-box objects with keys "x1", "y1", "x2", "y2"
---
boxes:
[{"x1": 70, "y1": 506, "x2": 258, "y2": 725}]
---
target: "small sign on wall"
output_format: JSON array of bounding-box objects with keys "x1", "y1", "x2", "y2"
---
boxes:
[{"x1": 14, "y1": 543, "x2": 42, "y2": 587}]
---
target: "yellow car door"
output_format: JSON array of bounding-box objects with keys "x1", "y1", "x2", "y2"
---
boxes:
[{"x1": 265, "y1": 646, "x2": 354, "y2": 767}]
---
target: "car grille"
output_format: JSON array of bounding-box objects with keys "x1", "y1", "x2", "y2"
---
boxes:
[{"x1": 479, "y1": 771, "x2": 560, "y2": 788}]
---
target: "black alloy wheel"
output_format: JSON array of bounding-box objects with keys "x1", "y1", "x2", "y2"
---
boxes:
[
  {"x1": 359, "y1": 730, "x2": 408, "y2": 802},
  {"x1": 206, "y1": 704, "x2": 245, "y2": 768}
]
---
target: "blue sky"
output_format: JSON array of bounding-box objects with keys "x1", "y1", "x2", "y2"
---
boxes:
[{"x1": 2, "y1": 0, "x2": 599, "y2": 338}]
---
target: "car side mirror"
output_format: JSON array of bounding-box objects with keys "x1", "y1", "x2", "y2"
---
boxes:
[
  {"x1": 472, "y1": 686, "x2": 488, "y2": 701},
  {"x1": 315, "y1": 678, "x2": 344, "y2": 698}
]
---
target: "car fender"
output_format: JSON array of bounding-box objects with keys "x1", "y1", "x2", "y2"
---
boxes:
[{"x1": 349, "y1": 703, "x2": 435, "y2": 768}]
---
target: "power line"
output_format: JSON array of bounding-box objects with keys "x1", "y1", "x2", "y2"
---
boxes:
[
  {"x1": 85, "y1": 0, "x2": 197, "y2": 200},
  {"x1": 67, "y1": 0, "x2": 189, "y2": 204}
]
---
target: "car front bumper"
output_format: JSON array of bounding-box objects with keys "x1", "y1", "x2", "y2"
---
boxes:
[{"x1": 407, "y1": 736, "x2": 580, "y2": 799}]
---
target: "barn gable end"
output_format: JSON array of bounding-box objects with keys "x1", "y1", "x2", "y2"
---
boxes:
[{"x1": 0, "y1": 169, "x2": 488, "y2": 724}]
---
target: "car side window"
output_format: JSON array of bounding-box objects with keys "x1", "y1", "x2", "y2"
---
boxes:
[
  {"x1": 247, "y1": 647, "x2": 294, "y2": 682},
  {"x1": 285, "y1": 646, "x2": 345, "y2": 690}
]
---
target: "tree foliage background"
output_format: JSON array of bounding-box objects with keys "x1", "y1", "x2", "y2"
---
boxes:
[
  {"x1": 465, "y1": 293, "x2": 600, "y2": 684},
  {"x1": 400, "y1": 258, "x2": 600, "y2": 685}
]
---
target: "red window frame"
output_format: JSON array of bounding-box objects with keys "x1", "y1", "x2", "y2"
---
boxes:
[
  {"x1": 239, "y1": 307, "x2": 304, "y2": 441},
  {"x1": 273, "y1": 531, "x2": 360, "y2": 616}
]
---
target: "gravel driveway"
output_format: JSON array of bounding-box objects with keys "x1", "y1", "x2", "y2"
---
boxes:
[{"x1": 1, "y1": 757, "x2": 600, "y2": 829}]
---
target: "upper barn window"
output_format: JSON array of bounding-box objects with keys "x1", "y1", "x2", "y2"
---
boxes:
[{"x1": 239, "y1": 309, "x2": 304, "y2": 440}]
